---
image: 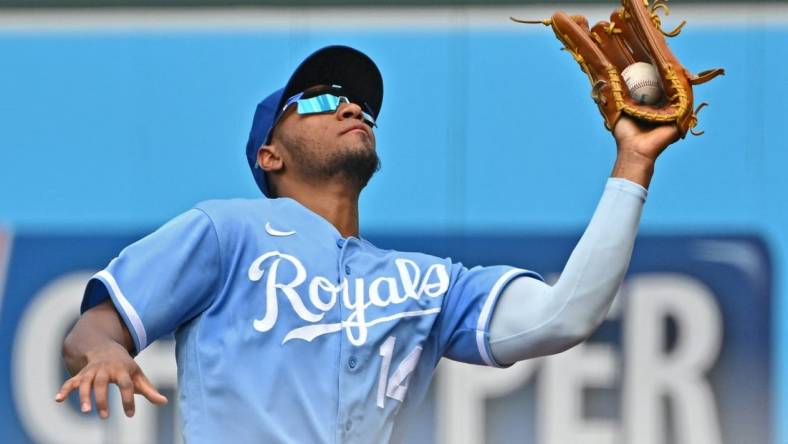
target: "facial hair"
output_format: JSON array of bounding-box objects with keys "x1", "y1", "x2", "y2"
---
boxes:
[{"x1": 280, "y1": 130, "x2": 381, "y2": 190}]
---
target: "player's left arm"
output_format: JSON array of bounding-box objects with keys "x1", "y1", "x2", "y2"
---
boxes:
[{"x1": 487, "y1": 118, "x2": 678, "y2": 365}]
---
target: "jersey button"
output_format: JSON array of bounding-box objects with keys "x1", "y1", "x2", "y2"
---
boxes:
[
  {"x1": 336, "y1": 238, "x2": 345, "y2": 248},
  {"x1": 344, "y1": 265, "x2": 351, "y2": 275},
  {"x1": 345, "y1": 419, "x2": 353, "y2": 432},
  {"x1": 348, "y1": 356, "x2": 357, "y2": 370}
]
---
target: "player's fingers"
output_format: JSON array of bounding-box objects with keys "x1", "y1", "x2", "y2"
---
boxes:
[
  {"x1": 94, "y1": 369, "x2": 110, "y2": 419},
  {"x1": 78, "y1": 372, "x2": 95, "y2": 413},
  {"x1": 133, "y1": 372, "x2": 168, "y2": 405},
  {"x1": 116, "y1": 372, "x2": 136, "y2": 417},
  {"x1": 655, "y1": 124, "x2": 680, "y2": 147},
  {"x1": 54, "y1": 377, "x2": 79, "y2": 403}
]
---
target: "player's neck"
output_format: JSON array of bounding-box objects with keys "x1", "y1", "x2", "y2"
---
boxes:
[{"x1": 277, "y1": 181, "x2": 361, "y2": 238}]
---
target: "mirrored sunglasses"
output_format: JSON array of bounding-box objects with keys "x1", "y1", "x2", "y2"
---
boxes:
[{"x1": 282, "y1": 90, "x2": 377, "y2": 128}]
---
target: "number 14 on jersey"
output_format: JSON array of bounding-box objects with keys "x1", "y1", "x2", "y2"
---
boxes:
[{"x1": 376, "y1": 336, "x2": 422, "y2": 409}]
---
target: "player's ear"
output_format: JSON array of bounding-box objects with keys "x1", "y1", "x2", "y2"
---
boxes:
[{"x1": 257, "y1": 144, "x2": 284, "y2": 173}]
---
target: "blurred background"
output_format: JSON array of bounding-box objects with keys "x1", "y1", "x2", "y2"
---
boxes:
[{"x1": 0, "y1": 1, "x2": 784, "y2": 443}]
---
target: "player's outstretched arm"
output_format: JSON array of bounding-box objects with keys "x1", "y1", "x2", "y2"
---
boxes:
[
  {"x1": 55, "y1": 299, "x2": 167, "y2": 418},
  {"x1": 487, "y1": 118, "x2": 679, "y2": 364}
]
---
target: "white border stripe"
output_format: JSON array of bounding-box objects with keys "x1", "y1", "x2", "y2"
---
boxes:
[
  {"x1": 0, "y1": 228, "x2": 12, "y2": 319},
  {"x1": 476, "y1": 268, "x2": 524, "y2": 367},
  {"x1": 95, "y1": 269, "x2": 148, "y2": 350},
  {"x1": 0, "y1": 4, "x2": 786, "y2": 31}
]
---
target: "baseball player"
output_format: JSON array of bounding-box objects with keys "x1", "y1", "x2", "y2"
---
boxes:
[{"x1": 56, "y1": 45, "x2": 678, "y2": 443}]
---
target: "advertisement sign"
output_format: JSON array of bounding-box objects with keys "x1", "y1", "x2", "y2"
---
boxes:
[{"x1": 0, "y1": 231, "x2": 771, "y2": 443}]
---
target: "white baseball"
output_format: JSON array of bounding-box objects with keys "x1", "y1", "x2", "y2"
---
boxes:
[{"x1": 621, "y1": 62, "x2": 663, "y2": 105}]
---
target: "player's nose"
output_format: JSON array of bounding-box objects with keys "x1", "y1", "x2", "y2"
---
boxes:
[{"x1": 337, "y1": 102, "x2": 364, "y2": 122}]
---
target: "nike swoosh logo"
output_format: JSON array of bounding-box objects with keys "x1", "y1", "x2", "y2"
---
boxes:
[{"x1": 265, "y1": 222, "x2": 296, "y2": 237}]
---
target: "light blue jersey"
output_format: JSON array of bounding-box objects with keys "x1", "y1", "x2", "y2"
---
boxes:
[{"x1": 81, "y1": 197, "x2": 539, "y2": 444}]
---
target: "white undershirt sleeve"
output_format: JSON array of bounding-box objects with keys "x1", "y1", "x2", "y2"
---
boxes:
[{"x1": 488, "y1": 177, "x2": 647, "y2": 365}]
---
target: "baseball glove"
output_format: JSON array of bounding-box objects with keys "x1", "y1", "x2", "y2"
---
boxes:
[{"x1": 513, "y1": 0, "x2": 724, "y2": 137}]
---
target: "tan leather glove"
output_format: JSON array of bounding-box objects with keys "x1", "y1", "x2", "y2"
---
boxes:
[{"x1": 514, "y1": 0, "x2": 724, "y2": 137}]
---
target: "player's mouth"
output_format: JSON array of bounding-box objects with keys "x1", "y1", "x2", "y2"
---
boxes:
[{"x1": 340, "y1": 124, "x2": 370, "y2": 137}]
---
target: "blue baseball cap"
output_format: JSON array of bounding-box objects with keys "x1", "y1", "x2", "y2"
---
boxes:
[{"x1": 245, "y1": 45, "x2": 384, "y2": 196}]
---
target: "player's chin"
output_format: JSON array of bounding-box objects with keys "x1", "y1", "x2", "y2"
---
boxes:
[
  {"x1": 344, "y1": 130, "x2": 374, "y2": 147},
  {"x1": 345, "y1": 136, "x2": 376, "y2": 154}
]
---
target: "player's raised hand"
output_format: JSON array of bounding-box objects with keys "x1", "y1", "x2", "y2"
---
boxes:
[
  {"x1": 54, "y1": 341, "x2": 168, "y2": 418},
  {"x1": 610, "y1": 116, "x2": 681, "y2": 189},
  {"x1": 612, "y1": 116, "x2": 681, "y2": 163}
]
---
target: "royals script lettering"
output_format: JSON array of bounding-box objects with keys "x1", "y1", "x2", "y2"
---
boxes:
[{"x1": 248, "y1": 251, "x2": 449, "y2": 346}]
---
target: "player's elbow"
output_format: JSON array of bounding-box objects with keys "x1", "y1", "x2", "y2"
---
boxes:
[
  {"x1": 490, "y1": 317, "x2": 599, "y2": 363},
  {"x1": 520, "y1": 322, "x2": 591, "y2": 360},
  {"x1": 542, "y1": 287, "x2": 614, "y2": 352},
  {"x1": 542, "y1": 316, "x2": 597, "y2": 354}
]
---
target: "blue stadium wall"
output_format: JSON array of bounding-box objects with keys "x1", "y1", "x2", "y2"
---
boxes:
[{"x1": 0, "y1": 5, "x2": 785, "y2": 443}]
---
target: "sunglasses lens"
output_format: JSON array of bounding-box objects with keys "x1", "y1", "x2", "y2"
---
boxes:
[
  {"x1": 293, "y1": 92, "x2": 377, "y2": 128},
  {"x1": 297, "y1": 94, "x2": 341, "y2": 114}
]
